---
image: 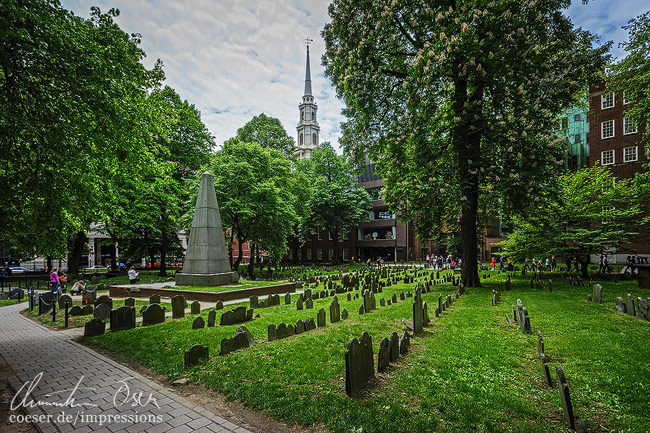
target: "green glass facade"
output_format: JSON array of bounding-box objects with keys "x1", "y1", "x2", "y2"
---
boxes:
[{"x1": 557, "y1": 105, "x2": 589, "y2": 171}]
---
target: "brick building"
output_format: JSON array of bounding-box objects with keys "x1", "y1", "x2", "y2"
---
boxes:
[{"x1": 588, "y1": 83, "x2": 649, "y2": 262}]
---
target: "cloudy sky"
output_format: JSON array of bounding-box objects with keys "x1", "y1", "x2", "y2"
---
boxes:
[{"x1": 60, "y1": 0, "x2": 648, "y2": 150}]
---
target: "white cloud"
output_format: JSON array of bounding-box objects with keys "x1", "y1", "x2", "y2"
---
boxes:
[{"x1": 60, "y1": 0, "x2": 647, "y2": 152}]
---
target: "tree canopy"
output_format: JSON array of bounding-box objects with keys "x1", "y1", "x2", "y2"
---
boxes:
[
  {"x1": 499, "y1": 165, "x2": 645, "y2": 277},
  {"x1": 296, "y1": 143, "x2": 370, "y2": 264},
  {"x1": 225, "y1": 113, "x2": 295, "y2": 159},
  {"x1": 323, "y1": 0, "x2": 609, "y2": 286}
]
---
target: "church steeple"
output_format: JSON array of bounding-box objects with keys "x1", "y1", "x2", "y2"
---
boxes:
[
  {"x1": 304, "y1": 45, "x2": 312, "y2": 96},
  {"x1": 294, "y1": 39, "x2": 320, "y2": 160}
]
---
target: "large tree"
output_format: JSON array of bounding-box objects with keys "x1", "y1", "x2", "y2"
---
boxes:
[
  {"x1": 323, "y1": 0, "x2": 609, "y2": 286},
  {"x1": 226, "y1": 113, "x2": 295, "y2": 159},
  {"x1": 297, "y1": 143, "x2": 371, "y2": 264},
  {"x1": 0, "y1": 1, "x2": 163, "y2": 262},
  {"x1": 499, "y1": 165, "x2": 645, "y2": 277},
  {"x1": 209, "y1": 140, "x2": 297, "y2": 276}
]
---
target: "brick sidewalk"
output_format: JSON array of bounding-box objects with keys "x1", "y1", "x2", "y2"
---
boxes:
[{"x1": 0, "y1": 302, "x2": 251, "y2": 433}]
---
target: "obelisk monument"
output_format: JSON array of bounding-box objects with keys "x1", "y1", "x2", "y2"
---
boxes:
[{"x1": 175, "y1": 171, "x2": 238, "y2": 286}]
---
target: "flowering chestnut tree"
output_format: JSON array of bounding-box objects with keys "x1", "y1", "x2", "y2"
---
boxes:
[{"x1": 323, "y1": 0, "x2": 609, "y2": 286}]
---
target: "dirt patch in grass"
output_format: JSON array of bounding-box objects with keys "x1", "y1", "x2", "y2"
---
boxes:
[{"x1": 83, "y1": 343, "x2": 318, "y2": 433}]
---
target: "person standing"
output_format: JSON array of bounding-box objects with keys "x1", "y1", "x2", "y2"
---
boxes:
[
  {"x1": 366, "y1": 258, "x2": 372, "y2": 272},
  {"x1": 50, "y1": 268, "x2": 59, "y2": 295},
  {"x1": 603, "y1": 255, "x2": 610, "y2": 274},
  {"x1": 0, "y1": 267, "x2": 6, "y2": 291},
  {"x1": 128, "y1": 266, "x2": 139, "y2": 284},
  {"x1": 491, "y1": 257, "x2": 496, "y2": 271}
]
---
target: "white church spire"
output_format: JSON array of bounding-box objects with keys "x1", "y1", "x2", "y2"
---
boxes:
[{"x1": 294, "y1": 38, "x2": 320, "y2": 160}]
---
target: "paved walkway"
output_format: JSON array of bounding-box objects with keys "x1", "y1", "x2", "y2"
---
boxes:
[{"x1": 0, "y1": 302, "x2": 252, "y2": 433}]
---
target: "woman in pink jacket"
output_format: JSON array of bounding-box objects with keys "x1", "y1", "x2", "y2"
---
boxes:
[{"x1": 50, "y1": 268, "x2": 59, "y2": 295}]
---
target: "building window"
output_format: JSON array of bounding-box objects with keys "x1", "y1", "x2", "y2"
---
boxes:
[
  {"x1": 601, "y1": 120, "x2": 614, "y2": 139},
  {"x1": 297, "y1": 249, "x2": 302, "y2": 260},
  {"x1": 312, "y1": 133, "x2": 317, "y2": 146},
  {"x1": 301, "y1": 110, "x2": 305, "y2": 120},
  {"x1": 623, "y1": 146, "x2": 638, "y2": 163},
  {"x1": 623, "y1": 91, "x2": 630, "y2": 105},
  {"x1": 328, "y1": 249, "x2": 334, "y2": 260},
  {"x1": 624, "y1": 117, "x2": 638, "y2": 135},
  {"x1": 318, "y1": 229, "x2": 323, "y2": 240},
  {"x1": 317, "y1": 249, "x2": 323, "y2": 261},
  {"x1": 601, "y1": 92, "x2": 614, "y2": 110},
  {"x1": 311, "y1": 112, "x2": 315, "y2": 121},
  {"x1": 342, "y1": 231, "x2": 349, "y2": 240},
  {"x1": 328, "y1": 231, "x2": 333, "y2": 241},
  {"x1": 574, "y1": 134, "x2": 581, "y2": 144},
  {"x1": 601, "y1": 150, "x2": 614, "y2": 165},
  {"x1": 306, "y1": 249, "x2": 312, "y2": 260},
  {"x1": 343, "y1": 248, "x2": 349, "y2": 261},
  {"x1": 574, "y1": 114, "x2": 581, "y2": 122},
  {"x1": 299, "y1": 133, "x2": 303, "y2": 146},
  {"x1": 288, "y1": 249, "x2": 293, "y2": 260}
]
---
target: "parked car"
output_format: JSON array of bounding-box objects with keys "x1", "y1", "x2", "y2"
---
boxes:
[
  {"x1": 87, "y1": 265, "x2": 106, "y2": 269},
  {"x1": 9, "y1": 267, "x2": 28, "y2": 274},
  {"x1": 28, "y1": 267, "x2": 46, "y2": 273}
]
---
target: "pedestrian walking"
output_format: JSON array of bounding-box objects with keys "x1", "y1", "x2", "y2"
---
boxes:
[
  {"x1": 128, "y1": 266, "x2": 139, "y2": 284},
  {"x1": 0, "y1": 267, "x2": 6, "y2": 291},
  {"x1": 50, "y1": 268, "x2": 59, "y2": 295}
]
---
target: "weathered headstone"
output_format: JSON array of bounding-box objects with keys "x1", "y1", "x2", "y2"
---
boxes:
[
  {"x1": 84, "y1": 317, "x2": 106, "y2": 337},
  {"x1": 58, "y1": 294, "x2": 73, "y2": 309},
  {"x1": 93, "y1": 303, "x2": 111, "y2": 321},
  {"x1": 94, "y1": 295, "x2": 113, "y2": 310},
  {"x1": 305, "y1": 318, "x2": 316, "y2": 331},
  {"x1": 232, "y1": 306, "x2": 247, "y2": 323},
  {"x1": 615, "y1": 297, "x2": 625, "y2": 313},
  {"x1": 236, "y1": 325, "x2": 256, "y2": 345},
  {"x1": 341, "y1": 308, "x2": 348, "y2": 320},
  {"x1": 69, "y1": 305, "x2": 84, "y2": 316},
  {"x1": 399, "y1": 331, "x2": 410, "y2": 355},
  {"x1": 207, "y1": 310, "x2": 216, "y2": 327},
  {"x1": 192, "y1": 316, "x2": 205, "y2": 329},
  {"x1": 82, "y1": 291, "x2": 96, "y2": 305},
  {"x1": 83, "y1": 304, "x2": 93, "y2": 315},
  {"x1": 305, "y1": 298, "x2": 313, "y2": 309},
  {"x1": 358, "y1": 304, "x2": 364, "y2": 315},
  {"x1": 171, "y1": 295, "x2": 185, "y2": 319},
  {"x1": 191, "y1": 300, "x2": 201, "y2": 315},
  {"x1": 345, "y1": 332, "x2": 374, "y2": 396},
  {"x1": 542, "y1": 360, "x2": 553, "y2": 387},
  {"x1": 220, "y1": 310, "x2": 234, "y2": 326},
  {"x1": 389, "y1": 332, "x2": 399, "y2": 362},
  {"x1": 377, "y1": 337, "x2": 390, "y2": 372},
  {"x1": 249, "y1": 295, "x2": 259, "y2": 309},
  {"x1": 295, "y1": 319, "x2": 305, "y2": 334},
  {"x1": 184, "y1": 344, "x2": 209, "y2": 368},
  {"x1": 626, "y1": 294, "x2": 636, "y2": 316},
  {"x1": 109, "y1": 306, "x2": 136, "y2": 332},
  {"x1": 412, "y1": 290, "x2": 423, "y2": 336},
  {"x1": 330, "y1": 296, "x2": 341, "y2": 323},
  {"x1": 142, "y1": 303, "x2": 165, "y2": 326},
  {"x1": 392, "y1": 293, "x2": 398, "y2": 303},
  {"x1": 317, "y1": 308, "x2": 326, "y2": 327},
  {"x1": 215, "y1": 300, "x2": 224, "y2": 310},
  {"x1": 380, "y1": 298, "x2": 385, "y2": 307},
  {"x1": 537, "y1": 331, "x2": 545, "y2": 357},
  {"x1": 593, "y1": 284, "x2": 603, "y2": 304},
  {"x1": 284, "y1": 293, "x2": 292, "y2": 304},
  {"x1": 296, "y1": 297, "x2": 304, "y2": 310},
  {"x1": 556, "y1": 365, "x2": 575, "y2": 429},
  {"x1": 268, "y1": 323, "x2": 277, "y2": 341},
  {"x1": 149, "y1": 294, "x2": 161, "y2": 304}
]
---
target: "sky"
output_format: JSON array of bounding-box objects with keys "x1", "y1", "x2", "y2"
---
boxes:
[{"x1": 60, "y1": 0, "x2": 649, "y2": 151}]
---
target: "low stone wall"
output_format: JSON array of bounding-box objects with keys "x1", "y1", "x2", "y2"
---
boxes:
[{"x1": 109, "y1": 282, "x2": 298, "y2": 302}]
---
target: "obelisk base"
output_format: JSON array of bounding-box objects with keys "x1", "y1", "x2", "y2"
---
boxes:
[{"x1": 175, "y1": 271, "x2": 239, "y2": 287}]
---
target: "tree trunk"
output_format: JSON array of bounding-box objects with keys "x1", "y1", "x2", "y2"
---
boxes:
[
  {"x1": 46, "y1": 256, "x2": 52, "y2": 272},
  {"x1": 67, "y1": 231, "x2": 87, "y2": 275},
  {"x1": 233, "y1": 237, "x2": 243, "y2": 272},
  {"x1": 228, "y1": 231, "x2": 235, "y2": 267},
  {"x1": 248, "y1": 243, "x2": 256, "y2": 279},
  {"x1": 110, "y1": 244, "x2": 117, "y2": 271},
  {"x1": 454, "y1": 74, "x2": 482, "y2": 288},
  {"x1": 579, "y1": 257, "x2": 589, "y2": 279},
  {"x1": 331, "y1": 228, "x2": 340, "y2": 264}
]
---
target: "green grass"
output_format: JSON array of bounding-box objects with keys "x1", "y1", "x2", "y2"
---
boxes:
[
  {"x1": 26, "y1": 299, "x2": 171, "y2": 329},
  {"x1": 172, "y1": 280, "x2": 286, "y2": 293},
  {"x1": 0, "y1": 298, "x2": 25, "y2": 307},
  {"x1": 80, "y1": 270, "x2": 650, "y2": 432},
  {"x1": 101, "y1": 270, "x2": 175, "y2": 285}
]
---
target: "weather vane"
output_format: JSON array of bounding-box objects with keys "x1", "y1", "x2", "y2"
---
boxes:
[{"x1": 305, "y1": 37, "x2": 313, "y2": 46}]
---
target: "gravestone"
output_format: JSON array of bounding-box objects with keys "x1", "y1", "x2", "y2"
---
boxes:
[
  {"x1": 285, "y1": 293, "x2": 292, "y2": 304},
  {"x1": 94, "y1": 295, "x2": 113, "y2": 310},
  {"x1": 389, "y1": 332, "x2": 399, "y2": 362},
  {"x1": 215, "y1": 300, "x2": 224, "y2": 309},
  {"x1": 512, "y1": 304, "x2": 517, "y2": 322},
  {"x1": 236, "y1": 324, "x2": 256, "y2": 345},
  {"x1": 220, "y1": 310, "x2": 234, "y2": 326},
  {"x1": 58, "y1": 294, "x2": 73, "y2": 309},
  {"x1": 537, "y1": 331, "x2": 545, "y2": 357},
  {"x1": 412, "y1": 290, "x2": 423, "y2": 335},
  {"x1": 184, "y1": 344, "x2": 209, "y2": 368},
  {"x1": 380, "y1": 298, "x2": 385, "y2": 307},
  {"x1": 377, "y1": 337, "x2": 390, "y2": 372},
  {"x1": 191, "y1": 300, "x2": 201, "y2": 315},
  {"x1": 542, "y1": 360, "x2": 553, "y2": 387},
  {"x1": 341, "y1": 308, "x2": 348, "y2": 320},
  {"x1": 142, "y1": 303, "x2": 165, "y2": 326},
  {"x1": 317, "y1": 308, "x2": 326, "y2": 327},
  {"x1": 305, "y1": 298, "x2": 314, "y2": 309},
  {"x1": 358, "y1": 304, "x2": 364, "y2": 315},
  {"x1": 304, "y1": 288, "x2": 312, "y2": 299},
  {"x1": 109, "y1": 306, "x2": 136, "y2": 332},
  {"x1": 347, "y1": 293, "x2": 352, "y2": 302},
  {"x1": 586, "y1": 294, "x2": 592, "y2": 302},
  {"x1": 93, "y1": 303, "x2": 111, "y2": 321},
  {"x1": 330, "y1": 296, "x2": 341, "y2": 323},
  {"x1": 593, "y1": 284, "x2": 603, "y2": 304},
  {"x1": 287, "y1": 323, "x2": 295, "y2": 335},
  {"x1": 268, "y1": 323, "x2": 277, "y2": 341},
  {"x1": 220, "y1": 331, "x2": 250, "y2": 356},
  {"x1": 399, "y1": 331, "x2": 410, "y2": 355},
  {"x1": 69, "y1": 305, "x2": 84, "y2": 316},
  {"x1": 345, "y1": 332, "x2": 374, "y2": 397},
  {"x1": 626, "y1": 294, "x2": 636, "y2": 316},
  {"x1": 84, "y1": 317, "x2": 105, "y2": 337},
  {"x1": 615, "y1": 297, "x2": 625, "y2": 313},
  {"x1": 438, "y1": 295, "x2": 443, "y2": 313},
  {"x1": 232, "y1": 305, "x2": 247, "y2": 323},
  {"x1": 305, "y1": 318, "x2": 316, "y2": 331},
  {"x1": 83, "y1": 304, "x2": 93, "y2": 315},
  {"x1": 400, "y1": 292, "x2": 406, "y2": 301},
  {"x1": 296, "y1": 297, "x2": 304, "y2": 310},
  {"x1": 82, "y1": 291, "x2": 95, "y2": 305},
  {"x1": 171, "y1": 295, "x2": 185, "y2": 319},
  {"x1": 124, "y1": 297, "x2": 135, "y2": 307},
  {"x1": 556, "y1": 365, "x2": 575, "y2": 430},
  {"x1": 250, "y1": 295, "x2": 259, "y2": 309},
  {"x1": 392, "y1": 293, "x2": 397, "y2": 303},
  {"x1": 521, "y1": 307, "x2": 531, "y2": 333},
  {"x1": 149, "y1": 294, "x2": 161, "y2": 304},
  {"x1": 192, "y1": 316, "x2": 205, "y2": 329},
  {"x1": 295, "y1": 319, "x2": 305, "y2": 334},
  {"x1": 207, "y1": 310, "x2": 216, "y2": 327}
]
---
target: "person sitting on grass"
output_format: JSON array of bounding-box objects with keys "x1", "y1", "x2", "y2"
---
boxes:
[
  {"x1": 128, "y1": 266, "x2": 138, "y2": 284},
  {"x1": 70, "y1": 280, "x2": 86, "y2": 295}
]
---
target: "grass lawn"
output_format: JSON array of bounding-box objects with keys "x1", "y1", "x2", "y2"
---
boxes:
[
  {"x1": 80, "y1": 269, "x2": 650, "y2": 432},
  {"x1": 26, "y1": 299, "x2": 172, "y2": 329},
  {"x1": 172, "y1": 279, "x2": 287, "y2": 293},
  {"x1": 0, "y1": 298, "x2": 25, "y2": 307}
]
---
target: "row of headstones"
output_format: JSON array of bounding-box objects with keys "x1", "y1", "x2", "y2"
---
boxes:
[
  {"x1": 250, "y1": 293, "x2": 286, "y2": 309},
  {"x1": 433, "y1": 289, "x2": 463, "y2": 318},
  {"x1": 564, "y1": 273, "x2": 586, "y2": 287},
  {"x1": 537, "y1": 332, "x2": 586, "y2": 432},
  {"x1": 513, "y1": 299, "x2": 531, "y2": 333},
  {"x1": 183, "y1": 324, "x2": 257, "y2": 367},
  {"x1": 84, "y1": 305, "x2": 137, "y2": 337},
  {"x1": 614, "y1": 294, "x2": 650, "y2": 321},
  {"x1": 0, "y1": 288, "x2": 24, "y2": 300},
  {"x1": 491, "y1": 289, "x2": 501, "y2": 306}
]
